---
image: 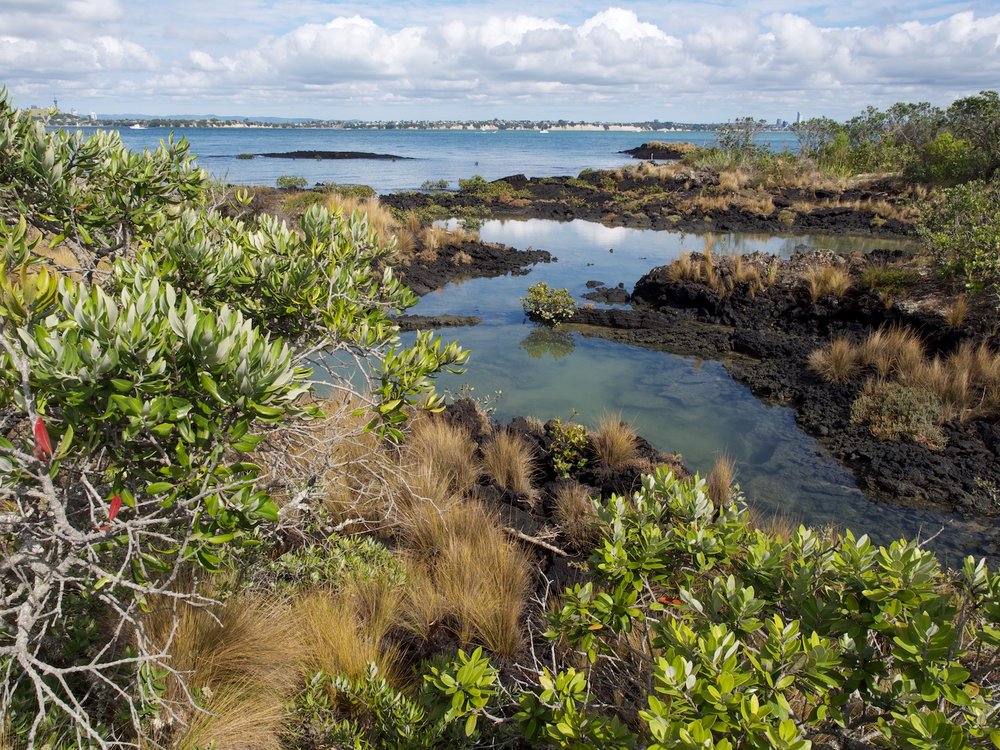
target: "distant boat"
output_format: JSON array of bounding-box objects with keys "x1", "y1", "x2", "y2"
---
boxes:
[
  {"x1": 129, "y1": 124, "x2": 146, "y2": 130},
  {"x1": 539, "y1": 129, "x2": 549, "y2": 134}
]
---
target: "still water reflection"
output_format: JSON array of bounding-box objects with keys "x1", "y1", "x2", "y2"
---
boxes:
[{"x1": 407, "y1": 219, "x2": 993, "y2": 565}]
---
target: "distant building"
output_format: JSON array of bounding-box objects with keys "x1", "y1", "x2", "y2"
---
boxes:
[{"x1": 796, "y1": 111, "x2": 801, "y2": 124}]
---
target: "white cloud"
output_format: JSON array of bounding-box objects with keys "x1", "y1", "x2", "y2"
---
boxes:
[{"x1": 2, "y1": 2, "x2": 999, "y2": 118}]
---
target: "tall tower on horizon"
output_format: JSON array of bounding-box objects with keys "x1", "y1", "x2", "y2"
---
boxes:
[
  {"x1": 53, "y1": 97, "x2": 58, "y2": 111},
  {"x1": 796, "y1": 111, "x2": 801, "y2": 124}
]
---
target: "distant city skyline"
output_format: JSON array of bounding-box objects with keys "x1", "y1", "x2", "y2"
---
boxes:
[{"x1": 2, "y1": 1, "x2": 998, "y2": 122}]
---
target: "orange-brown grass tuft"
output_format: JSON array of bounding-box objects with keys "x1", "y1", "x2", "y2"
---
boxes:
[
  {"x1": 405, "y1": 416, "x2": 480, "y2": 499},
  {"x1": 718, "y1": 169, "x2": 749, "y2": 192},
  {"x1": 145, "y1": 595, "x2": 300, "y2": 750},
  {"x1": 433, "y1": 503, "x2": 530, "y2": 658},
  {"x1": 295, "y1": 584, "x2": 406, "y2": 687},
  {"x1": 552, "y1": 480, "x2": 599, "y2": 551},
  {"x1": 858, "y1": 326, "x2": 926, "y2": 379},
  {"x1": 943, "y1": 295, "x2": 967, "y2": 328},
  {"x1": 803, "y1": 264, "x2": 851, "y2": 302},
  {"x1": 706, "y1": 454, "x2": 736, "y2": 506},
  {"x1": 481, "y1": 429, "x2": 537, "y2": 497},
  {"x1": 327, "y1": 194, "x2": 399, "y2": 255},
  {"x1": 591, "y1": 412, "x2": 640, "y2": 471},
  {"x1": 808, "y1": 337, "x2": 860, "y2": 382}
]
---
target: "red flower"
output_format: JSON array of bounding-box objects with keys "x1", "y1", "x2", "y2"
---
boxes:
[
  {"x1": 33, "y1": 417, "x2": 52, "y2": 462},
  {"x1": 108, "y1": 495, "x2": 122, "y2": 522}
]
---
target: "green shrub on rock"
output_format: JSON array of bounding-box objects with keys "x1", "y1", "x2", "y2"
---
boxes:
[
  {"x1": 918, "y1": 173, "x2": 1000, "y2": 296},
  {"x1": 850, "y1": 380, "x2": 946, "y2": 449},
  {"x1": 521, "y1": 281, "x2": 576, "y2": 325}
]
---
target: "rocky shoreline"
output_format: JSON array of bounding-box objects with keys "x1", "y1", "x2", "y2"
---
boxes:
[
  {"x1": 383, "y1": 170, "x2": 915, "y2": 236},
  {"x1": 569, "y1": 251, "x2": 1000, "y2": 532}
]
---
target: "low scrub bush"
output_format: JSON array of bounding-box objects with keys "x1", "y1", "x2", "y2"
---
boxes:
[
  {"x1": 850, "y1": 379, "x2": 946, "y2": 449},
  {"x1": 549, "y1": 418, "x2": 589, "y2": 478},
  {"x1": 918, "y1": 172, "x2": 1000, "y2": 295},
  {"x1": 521, "y1": 282, "x2": 576, "y2": 325},
  {"x1": 276, "y1": 174, "x2": 308, "y2": 189},
  {"x1": 552, "y1": 480, "x2": 599, "y2": 551},
  {"x1": 859, "y1": 263, "x2": 921, "y2": 294},
  {"x1": 543, "y1": 466, "x2": 1000, "y2": 749}
]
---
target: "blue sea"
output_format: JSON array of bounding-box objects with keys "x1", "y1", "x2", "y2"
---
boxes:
[{"x1": 80, "y1": 126, "x2": 798, "y2": 193}]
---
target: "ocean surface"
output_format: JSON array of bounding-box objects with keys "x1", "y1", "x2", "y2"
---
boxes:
[{"x1": 73, "y1": 126, "x2": 798, "y2": 193}]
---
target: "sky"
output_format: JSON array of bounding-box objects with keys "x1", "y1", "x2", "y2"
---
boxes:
[{"x1": 1, "y1": 0, "x2": 998, "y2": 122}]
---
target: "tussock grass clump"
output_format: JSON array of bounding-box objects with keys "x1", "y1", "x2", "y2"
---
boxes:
[
  {"x1": 731, "y1": 255, "x2": 765, "y2": 295},
  {"x1": 717, "y1": 169, "x2": 749, "y2": 192},
  {"x1": 326, "y1": 194, "x2": 400, "y2": 255},
  {"x1": 401, "y1": 500, "x2": 529, "y2": 658},
  {"x1": 943, "y1": 295, "x2": 967, "y2": 328},
  {"x1": 591, "y1": 412, "x2": 640, "y2": 470},
  {"x1": 145, "y1": 595, "x2": 300, "y2": 750},
  {"x1": 296, "y1": 584, "x2": 406, "y2": 687},
  {"x1": 405, "y1": 417, "x2": 480, "y2": 499},
  {"x1": 858, "y1": 326, "x2": 926, "y2": 379},
  {"x1": 808, "y1": 337, "x2": 860, "y2": 382},
  {"x1": 552, "y1": 480, "x2": 599, "y2": 551},
  {"x1": 706, "y1": 455, "x2": 736, "y2": 506},
  {"x1": 482, "y1": 429, "x2": 537, "y2": 496},
  {"x1": 436, "y1": 514, "x2": 530, "y2": 658},
  {"x1": 667, "y1": 249, "x2": 721, "y2": 292},
  {"x1": 803, "y1": 264, "x2": 851, "y2": 302}
]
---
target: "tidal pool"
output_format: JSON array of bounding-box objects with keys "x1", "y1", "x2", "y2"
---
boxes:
[{"x1": 405, "y1": 219, "x2": 994, "y2": 565}]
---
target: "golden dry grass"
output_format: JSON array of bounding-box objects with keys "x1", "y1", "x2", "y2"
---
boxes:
[
  {"x1": 144, "y1": 594, "x2": 300, "y2": 750},
  {"x1": 481, "y1": 429, "x2": 537, "y2": 496},
  {"x1": 452, "y1": 250, "x2": 473, "y2": 265},
  {"x1": 295, "y1": 585, "x2": 406, "y2": 687},
  {"x1": 591, "y1": 413, "x2": 639, "y2": 471},
  {"x1": 433, "y1": 504, "x2": 529, "y2": 658},
  {"x1": 808, "y1": 337, "x2": 860, "y2": 382},
  {"x1": 326, "y1": 194, "x2": 400, "y2": 255},
  {"x1": 858, "y1": 326, "x2": 926, "y2": 379},
  {"x1": 943, "y1": 295, "x2": 967, "y2": 328},
  {"x1": 732, "y1": 255, "x2": 765, "y2": 295},
  {"x1": 718, "y1": 169, "x2": 749, "y2": 192},
  {"x1": 706, "y1": 455, "x2": 736, "y2": 506},
  {"x1": 803, "y1": 264, "x2": 851, "y2": 302},
  {"x1": 404, "y1": 416, "x2": 480, "y2": 499},
  {"x1": 552, "y1": 480, "x2": 599, "y2": 551}
]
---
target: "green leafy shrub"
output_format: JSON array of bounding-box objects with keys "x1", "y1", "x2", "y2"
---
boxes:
[
  {"x1": 907, "y1": 132, "x2": 983, "y2": 185},
  {"x1": 277, "y1": 174, "x2": 308, "y2": 189},
  {"x1": 521, "y1": 281, "x2": 576, "y2": 325},
  {"x1": 457, "y1": 175, "x2": 528, "y2": 202},
  {"x1": 266, "y1": 535, "x2": 407, "y2": 591},
  {"x1": 544, "y1": 466, "x2": 1000, "y2": 750},
  {"x1": 549, "y1": 417, "x2": 589, "y2": 478},
  {"x1": 291, "y1": 648, "x2": 498, "y2": 749},
  {"x1": 420, "y1": 179, "x2": 449, "y2": 190},
  {"x1": 850, "y1": 380, "x2": 946, "y2": 449},
  {"x1": 918, "y1": 173, "x2": 1000, "y2": 295},
  {"x1": 0, "y1": 89, "x2": 466, "y2": 743}
]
